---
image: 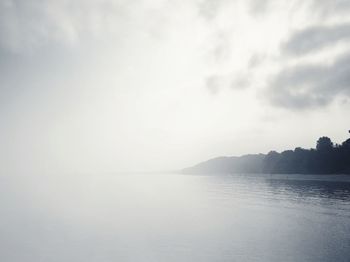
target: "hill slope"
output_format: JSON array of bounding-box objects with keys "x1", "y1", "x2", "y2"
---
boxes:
[{"x1": 182, "y1": 136, "x2": 350, "y2": 175}]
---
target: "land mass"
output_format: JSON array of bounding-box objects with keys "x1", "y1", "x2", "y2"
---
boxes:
[{"x1": 183, "y1": 136, "x2": 350, "y2": 175}]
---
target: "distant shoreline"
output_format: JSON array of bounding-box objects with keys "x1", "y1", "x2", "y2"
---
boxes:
[
  {"x1": 181, "y1": 172, "x2": 350, "y2": 182},
  {"x1": 183, "y1": 135, "x2": 350, "y2": 176}
]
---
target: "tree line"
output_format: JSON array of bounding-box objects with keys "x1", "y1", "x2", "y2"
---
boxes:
[
  {"x1": 183, "y1": 134, "x2": 350, "y2": 175},
  {"x1": 262, "y1": 136, "x2": 350, "y2": 174}
]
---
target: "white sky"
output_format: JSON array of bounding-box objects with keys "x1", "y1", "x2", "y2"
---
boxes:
[{"x1": 1, "y1": 0, "x2": 350, "y2": 174}]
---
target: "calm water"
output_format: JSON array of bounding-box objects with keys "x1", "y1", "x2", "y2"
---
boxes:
[{"x1": 1, "y1": 173, "x2": 350, "y2": 262}]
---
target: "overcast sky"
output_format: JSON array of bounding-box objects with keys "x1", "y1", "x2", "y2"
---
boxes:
[{"x1": 1, "y1": 0, "x2": 350, "y2": 174}]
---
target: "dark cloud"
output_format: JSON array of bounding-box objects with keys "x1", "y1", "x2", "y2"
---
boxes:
[
  {"x1": 265, "y1": 54, "x2": 350, "y2": 109},
  {"x1": 283, "y1": 23, "x2": 350, "y2": 56},
  {"x1": 269, "y1": 8, "x2": 350, "y2": 110}
]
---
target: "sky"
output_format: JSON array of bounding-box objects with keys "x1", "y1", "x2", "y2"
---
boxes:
[{"x1": 1, "y1": 0, "x2": 350, "y2": 174}]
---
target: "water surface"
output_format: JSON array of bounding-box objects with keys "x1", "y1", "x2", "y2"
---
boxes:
[{"x1": 1, "y1": 173, "x2": 350, "y2": 262}]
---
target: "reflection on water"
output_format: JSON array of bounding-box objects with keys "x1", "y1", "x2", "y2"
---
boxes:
[{"x1": 0, "y1": 173, "x2": 350, "y2": 262}]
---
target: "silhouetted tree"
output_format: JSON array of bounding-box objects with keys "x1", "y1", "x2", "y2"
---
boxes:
[
  {"x1": 261, "y1": 134, "x2": 350, "y2": 174},
  {"x1": 316, "y1": 137, "x2": 333, "y2": 151},
  {"x1": 186, "y1": 132, "x2": 350, "y2": 175},
  {"x1": 262, "y1": 151, "x2": 281, "y2": 173}
]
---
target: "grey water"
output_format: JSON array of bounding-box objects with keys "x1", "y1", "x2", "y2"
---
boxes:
[{"x1": 1, "y1": 173, "x2": 350, "y2": 262}]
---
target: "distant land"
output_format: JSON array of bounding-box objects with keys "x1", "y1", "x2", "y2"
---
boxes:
[{"x1": 183, "y1": 133, "x2": 350, "y2": 175}]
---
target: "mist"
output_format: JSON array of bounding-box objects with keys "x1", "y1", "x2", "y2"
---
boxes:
[
  {"x1": 1, "y1": 0, "x2": 350, "y2": 175},
  {"x1": 2, "y1": 1, "x2": 350, "y2": 261}
]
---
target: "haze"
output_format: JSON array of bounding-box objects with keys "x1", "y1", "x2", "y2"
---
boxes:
[{"x1": 1, "y1": 0, "x2": 350, "y2": 174}]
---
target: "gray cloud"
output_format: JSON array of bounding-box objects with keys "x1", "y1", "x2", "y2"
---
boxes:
[
  {"x1": 248, "y1": 53, "x2": 265, "y2": 68},
  {"x1": 0, "y1": 0, "x2": 130, "y2": 53},
  {"x1": 197, "y1": 0, "x2": 228, "y2": 20},
  {"x1": 204, "y1": 53, "x2": 264, "y2": 93},
  {"x1": 205, "y1": 75, "x2": 221, "y2": 94},
  {"x1": 249, "y1": 0, "x2": 271, "y2": 15},
  {"x1": 267, "y1": 3, "x2": 350, "y2": 110},
  {"x1": 311, "y1": 0, "x2": 350, "y2": 17},
  {"x1": 209, "y1": 31, "x2": 232, "y2": 63},
  {"x1": 205, "y1": 72, "x2": 253, "y2": 94},
  {"x1": 265, "y1": 54, "x2": 350, "y2": 109},
  {"x1": 231, "y1": 75, "x2": 251, "y2": 90},
  {"x1": 283, "y1": 23, "x2": 350, "y2": 56}
]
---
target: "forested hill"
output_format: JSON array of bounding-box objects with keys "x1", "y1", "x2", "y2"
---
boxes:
[{"x1": 182, "y1": 136, "x2": 350, "y2": 175}]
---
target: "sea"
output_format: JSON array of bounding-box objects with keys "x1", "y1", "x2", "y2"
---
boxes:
[{"x1": 1, "y1": 173, "x2": 350, "y2": 262}]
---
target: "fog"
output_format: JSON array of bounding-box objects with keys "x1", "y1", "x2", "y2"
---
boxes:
[
  {"x1": 1, "y1": 0, "x2": 350, "y2": 174},
  {"x1": 2, "y1": 2, "x2": 350, "y2": 261}
]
